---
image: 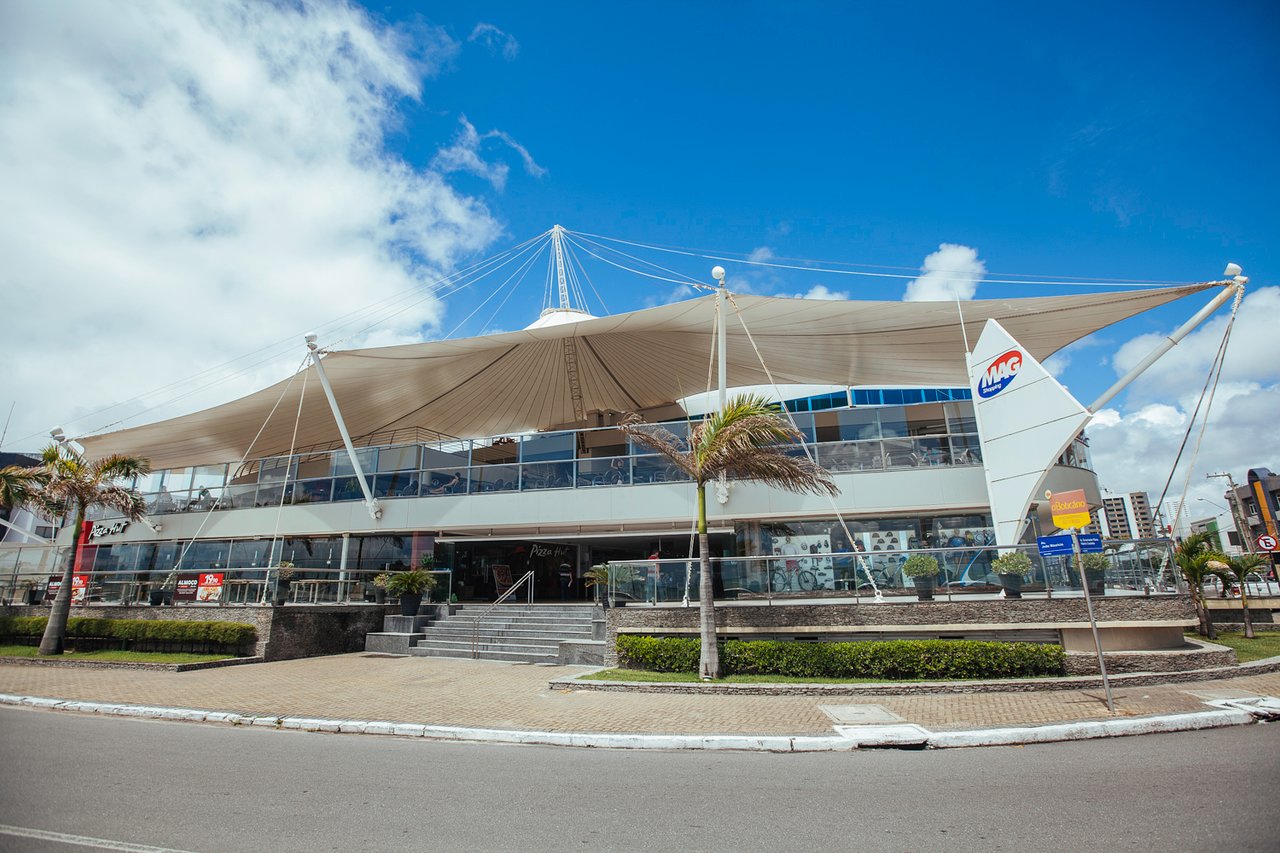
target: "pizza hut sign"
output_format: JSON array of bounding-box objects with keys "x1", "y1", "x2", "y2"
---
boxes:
[{"x1": 88, "y1": 521, "x2": 130, "y2": 541}]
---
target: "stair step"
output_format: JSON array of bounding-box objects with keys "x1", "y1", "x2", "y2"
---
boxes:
[{"x1": 409, "y1": 646, "x2": 558, "y2": 663}]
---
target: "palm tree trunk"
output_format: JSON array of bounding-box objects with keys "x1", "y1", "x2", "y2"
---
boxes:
[
  {"x1": 1239, "y1": 581, "x2": 1254, "y2": 640},
  {"x1": 696, "y1": 484, "x2": 720, "y2": 680},
  {"x1": 1198, "y1": 581, "x2": 1217, "y2": 640},
  {"x1": 38, "y1": 505, "x2": 83, "y2": 656}
]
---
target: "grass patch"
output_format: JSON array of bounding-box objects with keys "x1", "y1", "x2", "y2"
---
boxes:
[
  {"x1": 0, "y1": 644, "x2": 234, "y2": 664},
  {"x1": 1196, "y1": 631, "x2": 1280, "y2": 663}
]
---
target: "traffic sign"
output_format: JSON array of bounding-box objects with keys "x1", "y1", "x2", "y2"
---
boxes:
[
  {"x1": 1258, "y1": 534, "x2": 1279, "y2": 552},
  {"x1": 1037, "y1": 535, "x2": 1074, "y2": 556},
  {"x1": 1077, "y1": 534, "x2": 1104, "y2": 553}
]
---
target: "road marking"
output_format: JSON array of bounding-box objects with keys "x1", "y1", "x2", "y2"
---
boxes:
[{"x1": 0, "y1": 824, "x2": 200, "y2": 852}]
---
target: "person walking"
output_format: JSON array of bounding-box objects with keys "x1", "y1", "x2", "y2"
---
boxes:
[{"x1": 558, "y1": 563, "x2": 575, "y2": 600}]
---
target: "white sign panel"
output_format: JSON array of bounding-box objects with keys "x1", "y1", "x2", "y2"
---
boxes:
[{"x1": 968, "y1": 319, "x2": 1092, "y2": 547}]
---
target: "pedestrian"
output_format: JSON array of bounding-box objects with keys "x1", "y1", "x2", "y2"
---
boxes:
[{"x1": 558, "y1": 563, "x2": 574, "y2": 600}]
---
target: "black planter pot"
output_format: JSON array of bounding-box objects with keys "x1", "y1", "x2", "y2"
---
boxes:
[
  {"x1": 373, "y1": 588, "x2": 387, "y2": 605},
  {"x1": 399, "y1": 593, "x2": 423, "y2": 616},
  {"x1": 26, "y1": 588, "x2": 43, "y2": 605},
  {"x1": 914, "y1": 577, "x2": 935, "y2": 602},
  {"x1": 1085, "y1": 570, "x2": 1106, "y2": 596},
  {"x1": 999, "y1": 574, "x2": 1023, "y2": 599},
  {"x1": 273, "y1": 581, "x2": 291, "y2": 607},
  {"x1": 148, "y1": 588, "x2": 166, "y2": 606}
]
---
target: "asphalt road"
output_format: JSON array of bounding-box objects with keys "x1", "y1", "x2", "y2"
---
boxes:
[{"x1": 1, "y1": 707, "x2": 1277, "y2": 852}]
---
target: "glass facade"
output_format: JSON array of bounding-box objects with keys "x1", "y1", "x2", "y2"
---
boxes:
[{"x1": 112, "y1": 393, "x2": 1026, "y2": 519}]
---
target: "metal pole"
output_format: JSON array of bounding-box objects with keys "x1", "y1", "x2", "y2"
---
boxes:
[
  {"x1": 1073, "y1": 528, "x2": 1116, "y2": 714},
  {"x1": 716, "y1": 285, "x2": 728, "y2": 410},
  {"x1": 305, "y1": 335, "x2": 381, "y2": 520},
  {"x1": 338, "y1": 532, "x2": 350, "y2": 603},
  {"x1": 1089, "y1": 282, "x2": 1241, "y2": 413}
]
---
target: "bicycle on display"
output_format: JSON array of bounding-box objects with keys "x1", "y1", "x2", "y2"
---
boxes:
[{"x1": 769, "y1": 561, "x2": 818, "y2": 593}]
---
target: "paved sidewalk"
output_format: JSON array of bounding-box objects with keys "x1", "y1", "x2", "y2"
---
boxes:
[{"x1": 3, "y1": 654, "x2": 1280, "y2": 736}]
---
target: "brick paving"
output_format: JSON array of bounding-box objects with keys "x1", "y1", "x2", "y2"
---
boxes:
[{"x1": 2, "y1": 656, "x2": 1279, "y2": 736}]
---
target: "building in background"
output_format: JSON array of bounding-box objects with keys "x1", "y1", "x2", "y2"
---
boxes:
[
  {"x1": 1129, "y1": 492, "x2": 1157, "y2": 539},
  {"x1": 1101, "y1": 496, "x2": 1133, "y2": 539},
  {"x1": 1229, "y1": 467, "x2": 1280, "y2": 552}
]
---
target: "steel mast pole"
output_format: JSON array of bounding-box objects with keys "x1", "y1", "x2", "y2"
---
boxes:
[{"x1": 305, "y1": 334, "x2": 381, "y2": 521}]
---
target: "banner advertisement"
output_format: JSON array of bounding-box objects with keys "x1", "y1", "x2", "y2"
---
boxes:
[
  {"x1": 172, "y1": 573, "x2": 201, "y2": 603},
  {"x1": 195, "y1": 572, "x2": 225, "y2": 603},
  {"x1": 44, "y1": 574, "x2": 89, "y2": 603}
]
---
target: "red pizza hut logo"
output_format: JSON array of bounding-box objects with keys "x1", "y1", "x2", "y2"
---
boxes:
[{"x1": 978, "y1": 349, "x2": 1023, "y2": 398}]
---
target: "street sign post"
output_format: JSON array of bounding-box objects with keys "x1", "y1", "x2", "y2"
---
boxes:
[
  {"x1": 1257, "y1": 534, "x2": 1278, "y2": 552},
  {"x1": 1037, "y1": 535, "x2": 1074, "y2": 556},
  {"x1": 1047, "y1": 489, "x2": 1115, "y2": 714}
]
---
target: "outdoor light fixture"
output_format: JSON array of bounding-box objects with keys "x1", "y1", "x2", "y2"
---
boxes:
[
  {"x1": 304, "y1": 331, "x2": 319, "y2": 351},
  {"x1": 1223, "y1": 262, "x2": 1242, "y2": 277},
  {"x1": 712, "y1": 265, "x2": 726, "y2": 284}
]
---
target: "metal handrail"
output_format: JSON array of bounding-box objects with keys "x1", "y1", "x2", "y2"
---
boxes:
[{"x1": 471, "y1": 569, "x2": 535, "y2": 658}]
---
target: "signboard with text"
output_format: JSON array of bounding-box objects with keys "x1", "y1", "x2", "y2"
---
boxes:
[
  {"x1": 195, "y1": 572, "x2": 225, "y2": 603},
  {"x1": 172, "y1": 573, "x2": 201, "y2": 603},
  {"x1": 44, "y1": 574, "x2": 88, "y2": 603},
  {"x1": 1037, "y1": 535, "x2": 1074, "y2": 556},
  {"x1": 1076, "y1": 534, "x2": 1103, "y2": 553},
  {"x1": 1049, "y1": 489, "x2": 1091, "y2": 529}
]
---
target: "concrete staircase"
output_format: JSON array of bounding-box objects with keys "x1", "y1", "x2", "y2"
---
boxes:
[{"x1": 405, "y1": 603, "x2": 599, "y2": 663}]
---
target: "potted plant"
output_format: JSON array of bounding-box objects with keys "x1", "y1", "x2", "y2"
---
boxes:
[
  {"x1": 901, "y1": 554, "x2": 940, "y2": 601},
  {"x1": 371, "y1": 572, "x2": 390, "y2": 605},
  {"x1": 583, "y1": 563, "x2": 639, "y2": 608},
  {"x1": 271, "y1": 561, "x2": 296, "y2": 607},
  {"x1": 1080, "y1": 553, "x2": 1108, "y2": 596},
  {"x1": 384, "y1": 567, "x2": 437, "y2": 616},
  {"x1": 991, "y1": 551, "x2": 1033, "y2": 600}
]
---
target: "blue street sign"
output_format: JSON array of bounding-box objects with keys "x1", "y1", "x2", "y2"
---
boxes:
[
  {"x1": 1037, "y1": 535, "x2": 1074, "y2": 556},
  {"x1": 1077, "y1": 534, "x2": 1103, "y2": 553}
]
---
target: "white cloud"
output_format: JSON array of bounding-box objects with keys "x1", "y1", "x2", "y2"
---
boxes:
[
  {"x1": 1086, "y1": 288, "x2": 1280, "y2": 535},
  {"x1": 747, "y1": 246, "x2": 774, "y2": 262},
  {"x1": 467, "y1": 22, "x2": 519, "y2": 61},
  {"x1": 0, "y1": 1, "x2": 515, "y2": 450},
  {"x1": 797, "y1": 284, "x2": 849, "y2": 300},
  {"x1": 431, "y1": 115, "x2": 547, "y2": 190},
  {"x1": 903, "y1": 243, "x2": 986, "y2": 302}
]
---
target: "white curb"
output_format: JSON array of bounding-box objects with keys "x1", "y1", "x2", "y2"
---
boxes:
[{"x1": 0, "y1": 692, "x2": 1263, "y2": 751}]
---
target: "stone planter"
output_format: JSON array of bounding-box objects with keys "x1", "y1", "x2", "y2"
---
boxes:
[
  {"x1": 398, "y1": 592, "x2": 422, "y2": 617},
  {"x1": 999, "y1": 573, "x2": 1024, "y2": 599},
  {"x1": 913, "y1": 577, "x2": 935, "y2": 602}
]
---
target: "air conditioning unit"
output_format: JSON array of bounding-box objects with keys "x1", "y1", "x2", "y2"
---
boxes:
[{"x1": 1247, "y1": 515, "x2": 1261, "y2": 525}]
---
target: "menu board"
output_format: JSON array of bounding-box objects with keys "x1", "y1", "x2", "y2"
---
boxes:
[
  {"x1": 196, "y1": 572, "x2": 224, "y2": 603},
  {"x1": 172, "y1": 573, "x2": 201, "y2": 603}
]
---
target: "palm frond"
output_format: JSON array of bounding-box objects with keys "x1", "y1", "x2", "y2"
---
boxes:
[
  {"x1": 0, "y1": 465, "x2": 50, "y2": 510},
  {"x1": 92, "y1": 454, "x2": 151, "y2": 484}
]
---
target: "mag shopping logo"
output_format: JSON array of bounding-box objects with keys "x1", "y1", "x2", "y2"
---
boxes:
[{"x1": 977, "y1": 349, "x2": 1023, "y2": 398}]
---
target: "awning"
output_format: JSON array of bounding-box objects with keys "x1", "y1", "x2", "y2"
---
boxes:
[{"x1": 81, "y1": 284, "x2": 1217, "y2": 469}]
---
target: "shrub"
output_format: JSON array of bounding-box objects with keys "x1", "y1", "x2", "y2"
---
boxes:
[
  {"x1": 1081, "y1": 553, "x2": 1109, "y2": 573},
  {"x1": 616, "y1": 635, "x2": 1065, "y2": 680},
  {"x1": 991, "y1": 551, "x2": 1034, "y2": 577},
  {"x1": 0, "y1": 616, "x2": 255, "y2": 649},
  {"x1": 384, "y1": 569, "x2": 437, "y2": 595},
  {"x1": 901, "y1": 554, "x2": 939, "y2": 579}
]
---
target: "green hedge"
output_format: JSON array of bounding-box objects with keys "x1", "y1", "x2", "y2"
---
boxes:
[
  {"x1": 615, "y1": 635, "x2": 1065, "y2": 680},
  {"x1": 0, "y1": 616, "x2": 255, "y2": 648}
]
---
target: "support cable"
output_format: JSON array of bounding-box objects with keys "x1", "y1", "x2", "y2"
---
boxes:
[{"x1": 262, "y1": 363, "x2": 310, "y2": 604}]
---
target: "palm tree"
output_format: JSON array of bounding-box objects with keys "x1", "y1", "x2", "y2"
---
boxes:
[
  {"x1": 1174, "y1": 532, "x2": 1224, "y2": 640},
  {"x1": 1219, "y1": 553, "x2": 1269, "y2": 640},
  {"x1": 0, "y1": 445, "x2": 150, "y2": 655},
  {"x1": 621, "y1": 394, "x2": 838, "y2": 679}
]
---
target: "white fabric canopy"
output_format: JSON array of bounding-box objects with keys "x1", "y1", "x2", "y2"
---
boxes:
[{"x1": 82, "y1": 285, "x2": 1215, "y2": 469}]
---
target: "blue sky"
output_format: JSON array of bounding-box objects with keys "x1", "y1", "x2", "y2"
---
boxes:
[{"x1": 1, "y1": 0, "x2": 1276, "y2": 522}]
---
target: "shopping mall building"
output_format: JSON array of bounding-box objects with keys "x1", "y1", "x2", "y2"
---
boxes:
[{"x1": 4, "y1": 281, "x2": 1231, "y2": 609}]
